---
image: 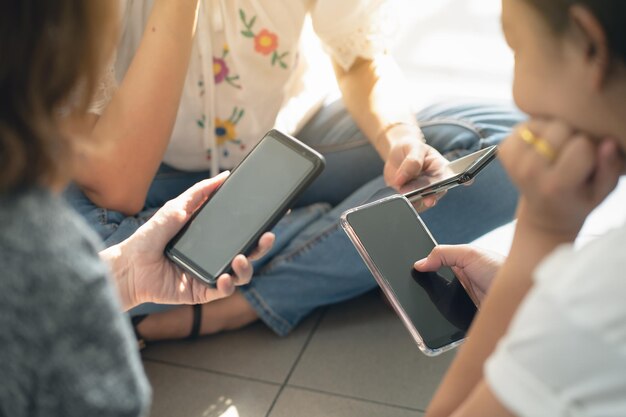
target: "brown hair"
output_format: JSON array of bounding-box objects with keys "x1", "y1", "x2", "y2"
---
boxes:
[
  {"x1": 0, "y1": 1, "x2": 117, "y2": 193},
  {"x1": 523, "y1": 0, "x2": 626, "y2": 62}
]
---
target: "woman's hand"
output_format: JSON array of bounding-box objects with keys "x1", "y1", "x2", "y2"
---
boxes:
[
  {"x1": 499, "y1": 119, "x2": 624, "y2": 238},
  {"x1": 414, "y1": 245, "x2": 505, "y2": 307},
  {"x1": 103, "y1": 172, "x2": 275, "y2": 311},
  {"x1": 385, "y1": 136, "x2": 451, "y2": 209}
]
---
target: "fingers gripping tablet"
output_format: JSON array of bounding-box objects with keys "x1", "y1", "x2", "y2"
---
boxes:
[{"x1": 341, "y1": 195, "x2": 477, "y2": 356}]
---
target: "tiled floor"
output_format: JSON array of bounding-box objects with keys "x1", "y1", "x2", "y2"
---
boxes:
[
  {"x1": 143, "y1": 292, "x2": 444, "y2": 416},
  {"x1": 142, "y1": 176, "x2": 626, "y2": 417},
  {"x1": 142, "y1": 1, "x2": 626, "y2": 416}
]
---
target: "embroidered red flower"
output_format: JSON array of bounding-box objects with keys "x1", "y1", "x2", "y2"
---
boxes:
[
  {"x1": 254, "y1": 29, "x2": 278, "y2": 55},
  {"x1": 240, "y1": 9, "x2": 289, "y2": 68}
]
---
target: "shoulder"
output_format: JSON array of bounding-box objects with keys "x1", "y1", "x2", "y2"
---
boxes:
[
  {"x1": 0, "y1": 187, "x2": 114, "y2": 333},
  {"x1": 0, "y1": 189, "x2": 151, "y2": 416},
  {"x1": 534, "y1": 224, "x2": 626, "y2": 329},
  {"x1": 0, "y1": 188, "x2": 106, "y2": 291},
  {"x1": 484, "y1": 225, "x2": 626, "y2": 416},
  {"x1": 310, "y1": 0, "x2": 395, "y2": 70},
  {"x1": 0, "y1": 188, "x2": 116, "y2": 341}
]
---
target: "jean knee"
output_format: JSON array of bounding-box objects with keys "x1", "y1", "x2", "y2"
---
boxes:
[
  {"x1": 417, "y1": 103, "x2": 523, "y2": 159},
  {"x1": 420, "y1": 119, "x2": 485, "y2": 158}
]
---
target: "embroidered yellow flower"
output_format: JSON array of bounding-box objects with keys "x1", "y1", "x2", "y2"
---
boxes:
[{"x1": 214, "y1": 118, "x2": 238, "y2": 146}]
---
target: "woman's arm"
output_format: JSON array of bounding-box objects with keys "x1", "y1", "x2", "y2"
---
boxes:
[
  {"x1": 333, "y1": 54, "x2": 415, "y2": 160},
  {"x1": 73, "y1": 0, "x2": 201, "y2": 215},
  {"x1": 333, "y1": 54, "x2": 448, "y2": 195}
]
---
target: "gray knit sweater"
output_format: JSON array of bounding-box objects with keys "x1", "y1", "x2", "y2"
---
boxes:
[{"x1": 0, "y1": 188, "x2": 150, "y2": 417}]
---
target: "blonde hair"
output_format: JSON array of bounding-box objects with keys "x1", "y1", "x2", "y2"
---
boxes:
[{"x1": 0, "y1": 0, "x2": 117, "y2": 193}]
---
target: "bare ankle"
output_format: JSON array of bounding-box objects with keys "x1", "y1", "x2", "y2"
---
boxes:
[
  {"x1": 136, "y1": 306, "x2": 194, "y2": 341},
  {"x1": 135, "y1": 292, "x2": 258, "y2": 342},
  {"x1": 200, "y1": 291, "x2": 258, "y2": 335}
]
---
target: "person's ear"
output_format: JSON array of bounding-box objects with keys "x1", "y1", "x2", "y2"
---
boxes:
[{"x1": 569, "y1": 5, "x2": 611, "y2": 90}]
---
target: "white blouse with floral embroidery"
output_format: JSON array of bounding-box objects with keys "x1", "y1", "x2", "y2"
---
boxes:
[{"x1": 95, "y1": 0, "x2": 393, "y2": 173}]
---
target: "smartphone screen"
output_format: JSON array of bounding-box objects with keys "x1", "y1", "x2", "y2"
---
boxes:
[
  {"x1": 342, "y1": 196, "x2": 477, "y2": 354},
  {"x1": 167, "y1": 130, "x2": 324, "y2": 284},
  {"x1": 403, "y1": 145, "x2": 497, "y2": 199}
]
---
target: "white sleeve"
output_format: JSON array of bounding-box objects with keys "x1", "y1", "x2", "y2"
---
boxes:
[
  {"x1": 310, "y1": 0, "x2": 396, "y2": 71},
  {"x1": 484, "y1": 244, "x2": 626, "y2": 417},
  {"x1": 88, "y1": 59, "x2": 117, "y2": 116},
  {"x1": 88, "y1": 0, "x2": 127, "y2": 116}
]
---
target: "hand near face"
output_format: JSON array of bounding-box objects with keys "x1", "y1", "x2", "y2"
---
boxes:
[
  {"x1": 106, "y1": 172, "x2": 275, "y2": 310},
  {"x1": 499, "y1": 119, "x2": 625, "y2": 237}
]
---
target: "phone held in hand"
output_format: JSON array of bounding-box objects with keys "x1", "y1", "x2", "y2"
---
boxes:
[
  {"x1": 341, "y1": 195, "x2": 477, "y2": 356},
  {"x1": 403, "y1": 145, "x2": 497, "y2": 200},
  {"x1": 166, "y1": 129, "x2": 325, "y2": 286}
]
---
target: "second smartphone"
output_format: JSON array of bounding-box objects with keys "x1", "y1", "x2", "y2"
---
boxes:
[
  {"x1": 403, "y1": 145, "x2": 497, "y2": 200},
  {"x1": 166, "y1": 129, "x2": 325, "y2": 286},
  {"x1": 341, "y1": 195, "x2": 477, "y2": 356}
]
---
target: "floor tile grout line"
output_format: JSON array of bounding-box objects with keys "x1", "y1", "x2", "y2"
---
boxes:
[
  {"x1": 284, "y1": 309, "x2": 328, "y2": 386},
  {"x1": 142, "y1": 357, "x2": 282, "y2": 387},
  {"x1": 264, "y1": 307, "x2": 328, "y2": 417},
  {"x1": 285, "y1": 384, "x2": 427, "y2": 413}
]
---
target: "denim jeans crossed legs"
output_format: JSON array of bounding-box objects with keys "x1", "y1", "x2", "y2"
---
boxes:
[{"x1": 65, "y1": 101, "x2": 525, "y2": 336}]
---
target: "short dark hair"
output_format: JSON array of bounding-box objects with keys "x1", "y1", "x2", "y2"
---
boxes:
[
  {"x1": 0, "y1": 1, "x2": 116, "y2": 193},
  {"x1": 523, "y1": 0, "x2": 626, "y2": 63}
]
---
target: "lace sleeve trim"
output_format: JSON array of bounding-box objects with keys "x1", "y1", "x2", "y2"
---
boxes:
[
  {"x1": 321, "y1": 3, "x2": 395, "y2": 71},
  {"x1": 88, "y1": 60, "x2": 117, "y2": 115}
]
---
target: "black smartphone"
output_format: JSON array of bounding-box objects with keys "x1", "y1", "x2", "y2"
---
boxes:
[
  {"x1": 403, "y1": 145, "x2": 497, "y2": 200},
  {"x1": 341, "y1": 195, "x2": 477, "y2": 355},
  {"x1": 166, "y1": 129, "x2": 325, "y2": 286}
]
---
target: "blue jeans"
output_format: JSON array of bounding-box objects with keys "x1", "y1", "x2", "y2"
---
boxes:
[{"x1": 65, "y1": 101, "x2": 524, "y2": 335}]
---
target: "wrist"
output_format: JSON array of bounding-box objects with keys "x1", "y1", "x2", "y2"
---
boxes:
[
  {"x1": 515, "y1": 201, "x2": 581, "y2": 243},
  {"x1": 375, "y1": 122, "x2": 424, "y2": 158},
  {"x1": 100, "y1": 243, "x2": 137, "y2": 311}
]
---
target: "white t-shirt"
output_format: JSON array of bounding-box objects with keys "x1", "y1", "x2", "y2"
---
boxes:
[
  {"x1": 94, "y1": 0, "x2": 394, "y2": 174},
  {"x1": 485, "y1": 223, "x2": 626, "y2": 417}
]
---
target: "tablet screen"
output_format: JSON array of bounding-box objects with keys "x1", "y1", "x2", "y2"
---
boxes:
[{"x1": 344, "y1": 196, "x2": 477, "y2": 351}]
